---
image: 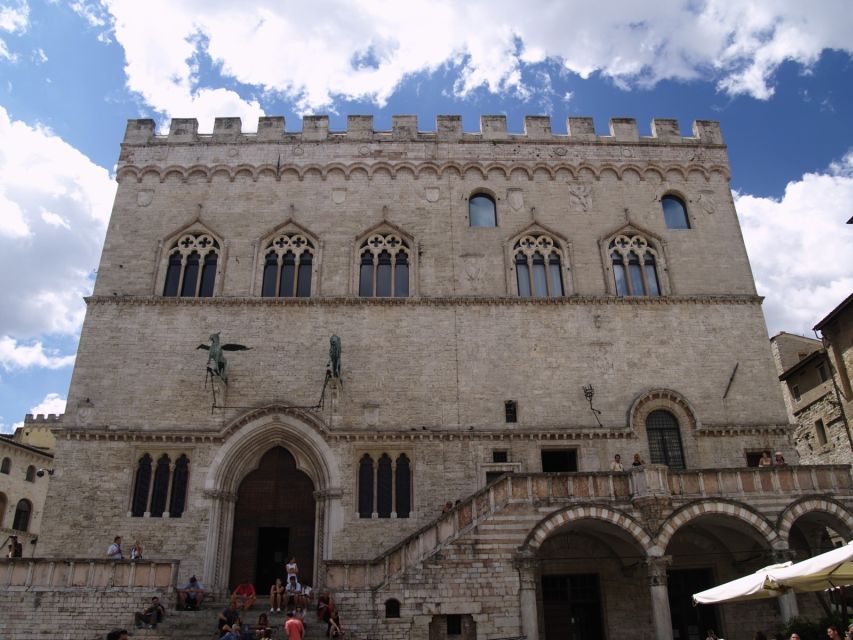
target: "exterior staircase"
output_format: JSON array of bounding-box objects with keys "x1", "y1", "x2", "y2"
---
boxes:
[{"x1": 130, "y1": 597, "x2": 328, "y2": 640}]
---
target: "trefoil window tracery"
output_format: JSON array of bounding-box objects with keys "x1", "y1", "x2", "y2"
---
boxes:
[
  {"x1": 163, "y1": 233, "x2": 219, "y2": 297},
  {"x1": 609, "y1": 234, "x2": 661, "y2": 297},
  {"x1": 261, "y1": 234, "x2": 315, "y2": 298}
]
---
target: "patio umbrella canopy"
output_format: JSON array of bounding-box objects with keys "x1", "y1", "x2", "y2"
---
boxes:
[
  {"x1": 693, "y1": 541, "x2": 853, "y2": 605},
  {"x1": 767, "y1": 540, "x2": 853, "y2": 593},
  {"x1": 692, "y1": 563, "x2": 790, "y2": 605}
]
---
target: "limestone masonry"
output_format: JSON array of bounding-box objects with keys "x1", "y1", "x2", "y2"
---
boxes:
[{"x1": 2, "y1": 115, "x2": 851, "y2": 640}]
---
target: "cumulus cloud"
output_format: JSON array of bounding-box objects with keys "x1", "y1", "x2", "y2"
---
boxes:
[
  {"x1": 0, "y1": 392, "x2": 67, "y2": 433},
  {"x1": 26, "y1": 391, "x2": 67, "y2": 416},
  {"x1": 736, "y1": 152, "x2": 853, "y2": 336},
  {"x1": 0, "y1": 336, "x2": 76, "y2": 370},
  {"x1": 98, "y1": 0, "x2": 853, "y2": 120},
  {"x1": 0, "y1": 0, "x2": 28, "y2": 62},
  {"x1": 0, "y1": 105, "x2": 116, "y2": 340}
]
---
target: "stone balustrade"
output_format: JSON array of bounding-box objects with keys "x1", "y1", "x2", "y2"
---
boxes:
[
  {"x1": 0, "y1": 558, "x2": 179, "y2": 591},
  {"x1": 326, "y1": 464, "x2": 852, "y2": 590}
]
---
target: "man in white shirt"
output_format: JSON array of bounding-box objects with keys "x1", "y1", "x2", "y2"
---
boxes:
[
  {"x1": 107, "y1": 536, "x2": 123, "y2": 560},
  {"x1": 285, "y1": 575, "x2": 305, "y2": 610},
  {"x1": 609, "y1": 454, "x2": 624, "y2": 472},
  {"x1": 177, "y1": 575, "x2": 206, "y2": 610}
]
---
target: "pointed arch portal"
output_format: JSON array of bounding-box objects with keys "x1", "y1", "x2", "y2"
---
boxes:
[
  {"x1": 202, "y1": 408, "x2": 342, "y2": 593},
  {"x1": 229, "y1": 447, "x2": 316, "y2": 592}
]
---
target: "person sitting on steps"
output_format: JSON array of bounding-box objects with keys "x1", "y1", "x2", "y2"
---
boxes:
[{"x1": 270, "y1": 577, "x2": 285, "y2": 612}]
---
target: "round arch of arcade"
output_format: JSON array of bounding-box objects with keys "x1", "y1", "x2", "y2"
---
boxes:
[
  {"x1": 657, "y1": 499, "x2": 783, "y2": 551},
  {"x1": 777, "y1": 497, "x2": 853, "y2": 544},
  {"x1": 521, "y1": 503, "x2": 656, "y2": 555},
  {"x1": 202, "y1": 406, "x2": 342, "y2": 591}
]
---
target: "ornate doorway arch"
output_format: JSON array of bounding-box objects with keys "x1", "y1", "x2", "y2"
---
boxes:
[{"x1": 203, "y1": 408, "x2": 342, "y2": 592}]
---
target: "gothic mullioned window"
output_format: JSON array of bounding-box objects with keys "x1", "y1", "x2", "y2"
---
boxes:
[
  {"x1": 513, "y1": 234, "x2": 565, "y2": 298},
  {"x1": 163, "y1": 233, "x2": 219, "y2": 297},
  {"x1": 359, "y1": 234, "x2": 410, "y2": 297},
  {"x1": 261, "y1": 234, "x2": 315, "y2": 297},
  {"x1": 357, "y1": 452, "x2": 412, "y2": 518},
  {"x1": 609, "y1": 234, "x2": 661, "y2": 297},
  {"x1": 130, "y1": 452, "x2": 191, "y2": 518}
]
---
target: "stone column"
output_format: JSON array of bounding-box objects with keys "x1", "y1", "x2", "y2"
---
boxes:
[
  {"x1": 203, "y1": 489, "x2": 237, "y2": 594},
  {"x1": 514, "y1": 551, "x2": 539, "y2": 640},
  {"x1": 646, "y1": 556, "x2": 673, "y2": 640}
]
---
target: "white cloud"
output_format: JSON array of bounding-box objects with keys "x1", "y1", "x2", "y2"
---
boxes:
[
  {"x1": 0, "y1": 105, "x2": 116, "y2": 339},
  {"x1": 26, "y1": 392, "x2": 66, "y2": 416},
  {"x1": 0, "y1": 0, "x2": 27, "y2": 62},
  {"x1": 32, "y1": 47, "x2": 46, "y2": 63},
  {"x1": 736, "y1": 152, "x2": 853, "y2": 336},
  {"x1": 0, "y1": 1, "x2": 28, "y2": 33},
  {"x1": 0, "y1": 336, "x2": 76, "y2": 370},
  {"x1": 99, "y1": 0, "x2": 853, "y2": 119}
]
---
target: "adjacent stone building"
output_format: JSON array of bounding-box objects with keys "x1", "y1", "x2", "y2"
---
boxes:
[
  {"x1": 4, "y1": 115, "x2": 853, "y2": 640},
  {"x1": 771, "y1": 294, "x2": 853, "y2": 465},
  {"x1": 0, "y1": 417, "x2": 55, "y2": 556}
]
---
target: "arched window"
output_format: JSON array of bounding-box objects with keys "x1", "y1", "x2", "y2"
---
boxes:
[
  {"x1": 169, "y1": 454, "x2": 190, "y2": 518},
  {"x1": 358, "y1": 454, "x2": 374, "y2": 518},
  {"x1": 12, "y1": 499, "x2": 31, "y2": 532},
  {"x1": 358, "y1": 234, "x2": 410, "y2": 297},
  {"x1": 358, "y1": 452, "x2": 413, "y2": 519},
  {"x1": 514, "y1": 234, "x2": 565, "y2": 298},
  {"x1": 385, "y1": 599, "x2": 401, "y2": 618},
  {"x1": 131, "y1": 453, "x2": 152, "y2": 517},
  {"x1": 646, "y1": 410, "x2": 685, "y2": 470},
  {"x1": 261, "y1": 234, "x2": 315, "y2": 297},
  {"x1": 1, "y1": 457, "x2": 11, "y2": 474},
  {"x1": 469, "y1": 194, "x2": 497, "y2": 227},
  {"x1": 662, "y1": 195, "x2": 690, "y2": 229},
  {"x1": 162, "y1": 233, "x2": 219, "y2": 297},
  {"x1": 395, "y1": 454, "x2": 411, "y2": 518},
  {"x1": 25, "y1": 465, "x2": 36, "y2": 482},
  {"x1": 377, "y1": 453, "x2": 393, "y2": 518},
  {"x1": 0, "y1": 492, "x2": 6, "y2": 527},
  {"x1": 609, "y1": 234, "x2": 661, "y2": 296},
  {"x1": 149, "y1": 454, "x2": 171, "y2": 517}
]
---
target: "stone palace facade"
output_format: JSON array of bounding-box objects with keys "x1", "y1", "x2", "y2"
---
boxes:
[{"x1": 5, "y1": 114, "x2": 853, "y2": 640}]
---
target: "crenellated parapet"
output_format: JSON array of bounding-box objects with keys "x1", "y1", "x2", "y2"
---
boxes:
[
  {"x1": 122, "y1": 115, "x2": 724, "y2": 146},
  {"x1": 24, "y1": 413, "x2": 63, "y2": 423},
  {"x1": 118, "y1": 115, "x2": 729, "y2": 182}
]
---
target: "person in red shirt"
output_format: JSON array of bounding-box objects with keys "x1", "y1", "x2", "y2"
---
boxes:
[
  {"x1": 232, "y1": 583, "x2": 257, "y2": 610},
  {"x1": 285, "y1": 610, "x2": 305, "y2": 640}
]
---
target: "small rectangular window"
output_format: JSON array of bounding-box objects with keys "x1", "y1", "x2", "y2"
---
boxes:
[
  {"x1": 817, "y1": 364, "x2": 828, "y2": 382},
  {"x1": 745, "y1": 452, "x2": 764, "y2": 468},
  {"x1": 541, "y1": 449, "x2": 578, "y2": 472},
  {"x1": 815, "y1": 419, "x2": 828, "y2": 446},
  {"x1": 492, "y1": 450, "x2": 508, "y2": 463},
  {"x1": 505, "y1": 401, "x2": 517, "y2": 423},
  {"x1": 446, "y1": 615, "x2": 462, "y2": 636},
  {"x1": 792, "y1": 384, "x2": 801, "y2": 401}
]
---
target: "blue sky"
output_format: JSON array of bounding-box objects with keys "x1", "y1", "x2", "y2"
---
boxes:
[{"x1": 1, "y1": 1, "x2": 852, "y2": 432}]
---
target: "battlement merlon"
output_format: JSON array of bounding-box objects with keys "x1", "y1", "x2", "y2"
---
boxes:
[
  {"x1": 24, "y1": 413, "x2": 63, "y2": 423},
  {"x1": 121, "y1": 115, "x2": 724, "y2": 146}
]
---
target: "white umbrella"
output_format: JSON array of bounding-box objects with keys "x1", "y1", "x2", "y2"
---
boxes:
[
  {"x1": 692, "y1": 562, "x2": 792, "y2": 605},
  {"x1": 768, "y1": 540, "x2": 853, "y2": 593}
]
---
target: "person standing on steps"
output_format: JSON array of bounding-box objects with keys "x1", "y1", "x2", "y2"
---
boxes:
[{"x1": 285, "y1": 610, "x2": 305, "y2": 640}]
